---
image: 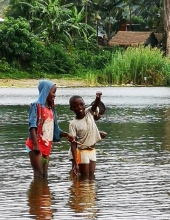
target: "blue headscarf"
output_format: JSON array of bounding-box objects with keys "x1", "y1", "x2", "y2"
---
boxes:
[
  {"x1": 37, "y1": 79, "x2": 55, "y2": 106},
  {"x1": 28, "y1": 79, "x2": 62, "y2": 142}
]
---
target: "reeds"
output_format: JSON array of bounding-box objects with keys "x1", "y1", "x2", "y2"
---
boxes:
[
  {"x1": 100, "y1": 46, "x2": 170, "y2": 86},
  {"x1": 44, "y1": 46, "x2": 170, "y2": 87}
]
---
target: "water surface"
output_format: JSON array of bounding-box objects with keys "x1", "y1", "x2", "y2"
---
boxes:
[{"x1": 1, "y1": 87, "x2": 170, "y2": 219}]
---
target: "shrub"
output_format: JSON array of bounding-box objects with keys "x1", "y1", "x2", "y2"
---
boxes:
[
  {"x1": 103, "y1": 46, "x2": 170, "y2": 86},
  {"x1": 29, "y1": 43, "x2": 76, "y2": 74},
  {"x1": 73, "y1": 48, "x2": 112, "y2": 70},
  {"x1": 0, "y1": 17, "x2": 41, "y2": 67},
  {"x1": 0, "y1": 17, "x2": 76, "y2": 75}
]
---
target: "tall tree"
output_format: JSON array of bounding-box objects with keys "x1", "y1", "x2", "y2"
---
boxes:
[
  {"x1": 80, "y1": 0, "x2": 92, "y2": 24},
  {"x1": 138, "y1": 0, "x2": 163, "y2": 32},
  {"x1": 6, "y1": 0, "x2": 74, "y2": 42},
  {"x1": 163, "y1": 0, "x2": 170, "y2": 55},
  {"x1": 66, "y1": 5, "x2": 95, "y2": 42},
  {"x1": 92, "y1": 0, "x2": 126, "y2": 41},
  {"x1": 123, "y1": 0, "x2": 141, "y2": 30}
]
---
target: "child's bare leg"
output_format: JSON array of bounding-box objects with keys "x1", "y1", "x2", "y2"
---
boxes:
[
  {"x1": 29, "y1": 151, "x2": 43, "y2": 177},
  {"x1": 79, "y1": 164, "x2": 89, "y2": 176},
  {"x1": 71, "y1": 159, "x2": 74, "y2": 169},
  {"x1": 79, "y1": 161, "x2": 96, "y2": 176},
  {"x1": 89, "y1": 160, "x2": 96, "y2": 175},
  {"x1": 43, "y1": 156, "x2": 49, "y2": 177}
]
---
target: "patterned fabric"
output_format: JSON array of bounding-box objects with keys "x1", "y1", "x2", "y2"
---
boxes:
[
  {"x1": 26, "y1": 104, "x2": 54, "y2": 155},
  {"x1": 25, "y1": 80, "x2": 62, "y2": 156}
]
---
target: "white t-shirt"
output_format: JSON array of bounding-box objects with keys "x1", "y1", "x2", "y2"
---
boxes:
[{"x1": 69, "y1": 108, "x2": 101, "y2": 149}]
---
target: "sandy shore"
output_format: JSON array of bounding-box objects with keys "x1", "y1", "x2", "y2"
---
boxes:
[
  {"x1": 0, "y1": 78, "x2": 138, "y2": 88},
  {"x1": 0, "y1": 78, "x2": 89, "y2": 88}
]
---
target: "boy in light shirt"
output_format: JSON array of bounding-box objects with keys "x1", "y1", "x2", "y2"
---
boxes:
[{"x1": 69, "y1": 92, "x2": 107, "y2": 176}]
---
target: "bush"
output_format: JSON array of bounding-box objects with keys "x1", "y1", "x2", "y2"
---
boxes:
[
  {"x1": 73, "y1": 48, "x2": 112, "y2": 70},
  {"x1": 28, "y1": 43, "x2": 76, "y2": 74},
  {"x1": 0, "y1": 18, "x2": 76, "y2": 75},
  {"x1": 0, "y1": 17, "x2": 41, "y2": 67},
  {"x1": 103, "y1": 46, "x2": 170, "y2": 85}
]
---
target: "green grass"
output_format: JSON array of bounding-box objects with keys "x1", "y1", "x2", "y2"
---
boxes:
[
  {"x1": 1, "y1": 46, "x2": 170, "y2": 86},
  {"x1": 102, "y1": 46, "x2": 170, "y2": 86}
]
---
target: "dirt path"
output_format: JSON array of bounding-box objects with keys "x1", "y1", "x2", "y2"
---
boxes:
[{"x1": 0, "y1": 78, "x2": 89, "y2": 88}]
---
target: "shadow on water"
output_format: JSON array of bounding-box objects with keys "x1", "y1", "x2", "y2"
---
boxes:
[{"x1": 1, "y1": 87, "x2": 170, "y2": 219}]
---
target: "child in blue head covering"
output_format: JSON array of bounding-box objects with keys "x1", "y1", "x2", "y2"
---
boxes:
[{"x1": 25, "y1": 79, "x2": 75, "y2": 177}]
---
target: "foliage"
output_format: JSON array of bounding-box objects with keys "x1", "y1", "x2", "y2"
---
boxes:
[
  {"x1": 5, "y1": 0, "x2": 95, "y2": 47},
  {"x1": 102, "y1": 46, "x2": 170, "y2": 85},
  {"x1": 132, "y1": 16, "x2": 146, "y2": 30},
  {"x1": 76, "y1": 46, "x2": 170, "y2": 86},
  {"x1": 73, "y1": 48, "x2": 112, "y2": 70},
  {"x1": 0, "y1": 58, "x2": 14, "y2": 73},
  {"x1": 29, "y1": 43, "x2": 76, "y2": 74},
  {"x1": 5, "y1": 0, "x2": 34, "y2": 19},
  {"x1": 0, "y1": 17, "x2": 75, "y2": 75},
  {"x1": 0, "y1": 17, "x2": 39, "y2": 65},
  {"x1": 140, "y1": 0, "x2": 163, "y2": 32},
  {"x1": 0, "y1": 0, "x2": 169, "y2": 87}
]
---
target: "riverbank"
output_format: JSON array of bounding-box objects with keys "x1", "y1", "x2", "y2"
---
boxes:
[
  {"x1": 0, "y1": 78, "x2": 149, "y2": 88},
  {"x1": 0, "y1": 78, "x2": 89, "y2": 88}
]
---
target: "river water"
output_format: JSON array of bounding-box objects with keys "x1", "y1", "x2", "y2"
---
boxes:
[{"x1": 1, "y1": 86, "x2": 170, "y2": 219}]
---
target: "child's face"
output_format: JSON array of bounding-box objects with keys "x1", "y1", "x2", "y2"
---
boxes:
[
  {"x1": 70, "y1": 98, "x2": 85, "y2": 118},
  {"x1": 47, "y1": 85, "x2": 56, "y2": 103}
]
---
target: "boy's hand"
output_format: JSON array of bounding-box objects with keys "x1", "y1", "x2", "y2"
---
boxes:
[
  {"x1": 33, "y1": 145, "x2": 41, "y2": 154},
  {"x1": 100, "y1": 131, "x2": 107, "y2": 139},
  {"x1": 72, "y1": 164, "x2": 79, "y2": 176},
  {"x1": 66, "y1": 133, "x2": 75, "y2": 142},
  {"x1": 96, "y1": 91, "x2": 102, "y2": 98}
]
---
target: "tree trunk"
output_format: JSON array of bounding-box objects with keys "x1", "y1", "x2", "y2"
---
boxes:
[
  {"x1": 167, "y1": 29, "x2": 170, "y2": 55},
  {"x1": 163, "y1": 0, "x2": 170, "y2": 56},
  {"x1": 85, "y1": 3, "x2": 87, "y2": 24}
]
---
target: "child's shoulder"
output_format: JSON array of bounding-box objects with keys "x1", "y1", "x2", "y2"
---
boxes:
[
  {"x1": 29, "y1": 101, "x2": 38, "y2": 106},
  {"x1": 85, "y1": 107, "x2": 96, "y2": 117},
  {"x1": 69, "y1": 116, "x2": 77, "y2": 123},
  {"x1": 28, "y1": 102, "x2": 41, "y2": 114}
]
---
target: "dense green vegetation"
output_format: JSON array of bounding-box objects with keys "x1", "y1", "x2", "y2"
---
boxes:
[{"x1": 0, "y1": 0, "x2": 169, "y2": 86}]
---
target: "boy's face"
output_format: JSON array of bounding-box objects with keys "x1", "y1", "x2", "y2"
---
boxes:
[
  {"x1": 70, "y1": 98, "x2": 85, "y2": 118},
  {"x1": 47, "y1": 85, "x2": 56, "y2": 103}
]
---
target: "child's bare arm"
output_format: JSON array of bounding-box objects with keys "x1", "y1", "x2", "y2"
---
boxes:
[
  {"x1": 71, "y1": 142, "x2": 79, "y2": 175},
  {"x1": 30, "y1": 128, "x2": 40, "y2": 152},
  {"x1": 91, "y1": 91, "x2": 102, "y2": 113},
  {"x1": 99, "y1": 131, "x2": 107, "y2": 139},
  {"x1": 60, "y1": 131, "x2": 75, "y2": 142}
]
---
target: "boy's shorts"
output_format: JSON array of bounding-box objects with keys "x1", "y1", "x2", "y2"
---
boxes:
[{"x1": 77, "y1": 148, "x2": 96, "y2": 164}]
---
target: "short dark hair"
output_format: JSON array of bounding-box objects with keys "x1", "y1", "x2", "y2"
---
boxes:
[{"x1": 69, "y1": 95, "x2": 83, "y2": 106}]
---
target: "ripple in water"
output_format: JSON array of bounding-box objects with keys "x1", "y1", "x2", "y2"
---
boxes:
[{"x1": 1, "y1": 87, "x2": 170, "y2": 219}]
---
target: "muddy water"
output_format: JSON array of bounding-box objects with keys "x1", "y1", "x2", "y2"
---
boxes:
[{"x1": 1, "y1": 87, "x2": 170, "y2": 219}]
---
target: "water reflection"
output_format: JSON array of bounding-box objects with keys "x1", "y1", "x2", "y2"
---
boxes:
[
  {"x1": 27, "y1": 178, "x2": 53, "y2": 219},
  {"x1": 68, "y1": 174, "x2": 97, "y2": 218},
  {"x1": 1, "y1": 87, "x2": 170, "y2": 219},
  {"x1": 161, "y1": 107, "x2": 170, "y2": 158}
]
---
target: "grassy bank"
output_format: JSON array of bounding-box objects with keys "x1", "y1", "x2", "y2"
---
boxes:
[{"x1": 1, "y1": 46, "x2": 170, "y2": 87}]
